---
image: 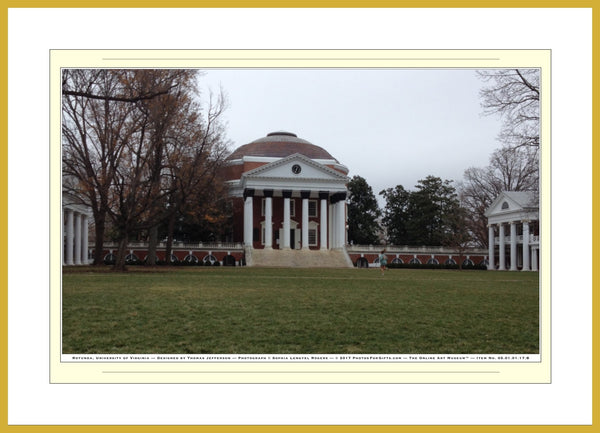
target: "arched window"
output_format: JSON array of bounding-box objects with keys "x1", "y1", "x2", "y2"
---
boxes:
[
  {"x1": 445, "y1": 258, "x2": 457, "y2": 265},
  {"x1": 502, "y1": 201, "x2": 509, "y2": 210},
  {"x1": 462, "y1": 258, "x2": 474, "y2": 267},
  {"x1": 427, "y1": 258, "x2": 439, "y2": 265},
  {"x1": 168, "y1": 254, "x2": 179, "y2": 263},
  {"x1": 223, "y1": 255, "x2": 236, "y2": 266},
  {"x1": 184, "y1": 254, "x2": 199, "y2": 264},
  {"x1": 356, "y1": 257, "x2": 369, "y2": 268},
  {"x1": 391, "y1": 257, "x2": 403, "y2": 265},
  {"x1": 203, "y1": 254, "x2": 218, "y2": 265},
  {"x1": 103, "y1": 253, "x2": 116, "y2": 265},
  {"x1": 125, "y1": 253, "x2": 140, "y2": 264},
  {"x1": 409, "y1": 257, "x2": 421, "y2": 265}
]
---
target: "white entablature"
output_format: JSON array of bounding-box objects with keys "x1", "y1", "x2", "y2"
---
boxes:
[{"x1": 228, "y1": 153, "x2": 349, "y2": 198}]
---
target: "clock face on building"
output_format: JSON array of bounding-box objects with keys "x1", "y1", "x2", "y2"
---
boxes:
[{"x1": 291, "y1": 164, "x2": 302, "y2": 174}]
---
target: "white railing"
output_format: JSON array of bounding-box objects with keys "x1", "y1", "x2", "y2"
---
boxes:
[
  {"x1": 493, "y1": 235, "x2": 540, "y2": 245},
  {"x1": 346, "y1": 244, "x2": 487, "y2": 255},
  {"x1": 94, "y1": 241, "x2": 244, "y2": 251}
]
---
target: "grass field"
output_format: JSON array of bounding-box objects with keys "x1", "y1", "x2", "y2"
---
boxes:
[{"x1": 62, "y1": 267, "x2": 540, "y2": 355}]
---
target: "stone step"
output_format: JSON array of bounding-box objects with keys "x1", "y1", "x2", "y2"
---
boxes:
[{"x1": 249, "y1": 248, "x2": 353, "y2": 268}]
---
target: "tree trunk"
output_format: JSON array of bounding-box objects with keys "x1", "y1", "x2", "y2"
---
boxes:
[
  {"x1": 112, "y1": 235, "x2": 128, "y2": 271},
  {"x1": 146, "y1": 225, "x2": 158, "y2": 266},
  {"x1": 92, "y1": 212, "x2": 106, "y2": 266}
]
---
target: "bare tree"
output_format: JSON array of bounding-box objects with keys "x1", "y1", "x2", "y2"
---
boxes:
[
  {"x1": 442, "y1": 206, "x2": 473, "y2": 270},
  {"x1": 459, "y1": 146, "x2": 539, "y2": 247},
  {"x1": 62, "y1": 69, "x2": 231, "y2": 270},
  {"x1": 62, "y1": 70, "x2": 137, "y2": 265},
  {"x1": 125, "y1": 70, "x2": 200, "y2": 267},
  {"x1": 152, "y1": 87, "x2": 231, "y2": 264},
  {"x1": 478, "y1": 69, "x2": 540, "y2": 149},
  {"x1": 105, "y1": 70, "x2": 209, "y2": 270}
]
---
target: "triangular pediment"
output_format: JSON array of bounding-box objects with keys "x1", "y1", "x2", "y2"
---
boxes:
[
  {"x1": 485, "y1": 191, "x2": 537, "y2": 218},
  {"x1": 242, "y1": 153, "x2": 347, "y2": 182}
]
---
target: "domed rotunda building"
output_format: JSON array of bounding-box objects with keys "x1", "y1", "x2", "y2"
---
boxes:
[{"x1": 223, "y1": 131, "x2": 350, "y2": 253}]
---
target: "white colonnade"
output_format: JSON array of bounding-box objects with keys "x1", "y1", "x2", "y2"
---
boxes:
[
  {"x1": 64, "y1": 207, "x2": 91, "y2": 265},
  {"x1": 487, "y1": 220, "x2": 539, "y2": 271},
  {"x1": 242, "y1": 189, "x2": 346, "y2": 250}
]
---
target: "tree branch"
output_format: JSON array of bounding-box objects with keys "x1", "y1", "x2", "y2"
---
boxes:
[{"x1": 62, "y1": 85, "x2": 177, "y2": 103}]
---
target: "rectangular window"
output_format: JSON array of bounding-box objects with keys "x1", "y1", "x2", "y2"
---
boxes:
[
  {"x1": 308, "y1": 228, "x2": 317, "y2": 246},
  {"x1": 308, "y1": 200, "x2": 318, "y2": 217},
  {"x1": 290, "y1": 199, "x2": 296, "y2": 217}
]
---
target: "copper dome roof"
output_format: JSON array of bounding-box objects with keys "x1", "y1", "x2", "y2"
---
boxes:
[{"x1": 227, "y1": 131, "x2": 338, "y2": 162}]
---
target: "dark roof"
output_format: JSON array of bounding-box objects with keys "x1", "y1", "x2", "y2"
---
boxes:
[
  {"x1": 227, "y1": 131, "x2": 337, "y2": 161},
  {"x1": 502, "y1": 191, "x2": 537, "y2": 209}
]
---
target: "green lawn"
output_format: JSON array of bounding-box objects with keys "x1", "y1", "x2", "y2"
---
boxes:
[{"x1": 61, "y1": 267, "x2": 539, "y2": 355}]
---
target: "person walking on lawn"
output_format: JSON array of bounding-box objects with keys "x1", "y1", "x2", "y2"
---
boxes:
[{"x1": 379, "y1": 250, "x2": 388, "y2": 276}]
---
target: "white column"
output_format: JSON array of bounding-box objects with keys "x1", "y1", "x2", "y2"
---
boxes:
[
  {"x1": 282, "y1": 194, "x2": 291, "y2": 249},
  {"x1": 301, "y1": 194, "x2": 309, "y2": 250},
  {"x1": 510, "y1": 222, "x2": 518, "y2": 271},
  {"x1": 336, "y1": 199, "x2": 346, "y2": 248},
  {"x1": 532, "y1": 247, "x2": 538, "y2": 271},
  {"x1": 498, "y1": 223, "x2": 506, "y2": 270},
  {"x1": 331, "y1": 201, "x2": 338, "y2": 248},
  {"x1": 522, "y1": 221, "x2": 530, "y2": 271},
  {"x1": 74, "y1": 212, "x2": 82, "y2": 265},
  {"x1": 320, "y1": 195, "x2": 328, "y2": 250},
  {"x1": 81, "y1": 214, "x2": 89, "y2": 264},
  {"x1": 488, "y1": 224, "x2": 495, "y2": 271},
  {"x1": 65, "y1": 209, "x2": 74, "y2": 265},
  {"x1": 243, "y1": 193, "x2": 254, "y2": 247},
  {"x1": 329, "y1": 203, "x2": 335, "y2": 250},
  {"x1": 264, "y1": 194, "x2": 273, "y2": 249}
]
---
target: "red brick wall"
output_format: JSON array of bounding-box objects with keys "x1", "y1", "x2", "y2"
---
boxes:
[
  {"x1": 347, "y1": 253, "x2": 487, "y2": 266},
  {"x1": 94, "y1": 249, "x2": 244, "y2": 264}
]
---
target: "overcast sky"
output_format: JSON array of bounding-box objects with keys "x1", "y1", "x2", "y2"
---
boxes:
[{"x1": 198, "y1": 68, "x2": 503, "y2": 201}]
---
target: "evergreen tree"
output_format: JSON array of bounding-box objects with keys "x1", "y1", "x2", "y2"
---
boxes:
[
  {"x1": 346, "y1": 175, "x2": 381, "y2": 245},
  {"x1": 380, "y1": 185, "x2": 411, "y2": 245},
  {"x1": 380, "y1": 176, "x2": 463, "y2": 246},
  {"x1": 409, "y1": 176, "x2": 460, "y2": 246}
]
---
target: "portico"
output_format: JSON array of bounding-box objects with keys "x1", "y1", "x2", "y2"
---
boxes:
[
  {"x1": 235, "y1": 153, "x2": 349, "y2": 251},
  {"x1": 242, "y1": 187, "x2": 347, "y2": 250},
  {"x1": 63, "y1": 192, "x2": 92, "y2": 265},
  {"x1": 485, "y1": 191, "x2": 539, "y2": 271}
]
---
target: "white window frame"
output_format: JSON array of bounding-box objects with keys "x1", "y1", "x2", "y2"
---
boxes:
[
  {"x1": 308, "y1": 200, "x2": 318, "y2": 217},
  {"x1": 308, "y1": 221, "x2": 318, "y2": 246}
]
